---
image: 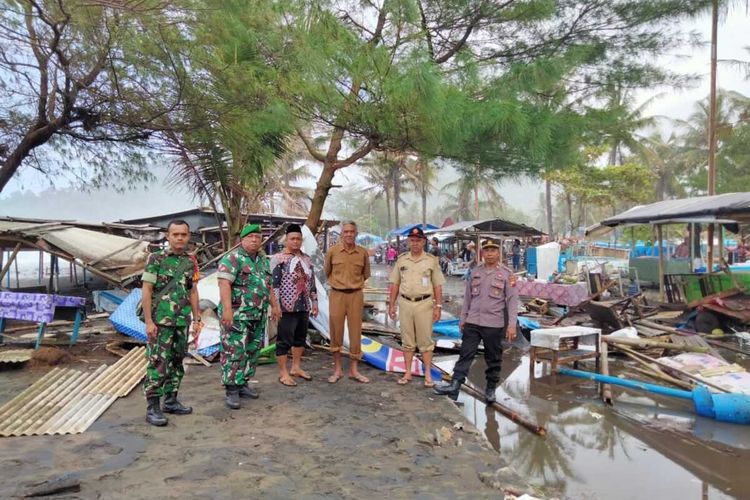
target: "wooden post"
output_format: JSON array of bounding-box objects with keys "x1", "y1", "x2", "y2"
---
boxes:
[
  {"x1": 600, "y1": 335, "x2": 613, "y2": 405},
  {"x1": 657, "y1": 225, "x2": 665, "y2": 302},
  {"x1": 718, "y1": 225, "x2": 724, "y2": 267},
  {"x1": 0, "y1": 243, "x2": 21, "y2": 284},
  {"x1": 707, "y1": 224, "x2": 714, "y2": 273}
]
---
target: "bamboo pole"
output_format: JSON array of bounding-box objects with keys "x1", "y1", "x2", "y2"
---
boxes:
[
  {"x1": 431, "y1": 363, "x2": 546, "y2": 437},
  {"x1": 617, "y1": 348, "x2": 694, "y2": 390},
  {"x1": 705, "y1": 339, "x2": 750, "y2": 357},
  {"x1": 604, "y1": 336, "x2": 710, "y2": 354},
  {"x1": 0, "y1": 243, "x2": 21, "y2": 283},
  {"x1": 605, "y1": 341, "x2": 730, "y2": 393}
]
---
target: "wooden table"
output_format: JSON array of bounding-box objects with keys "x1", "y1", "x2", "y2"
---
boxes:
[{"x1": 529, "y1": 326, "x2": 601, "y2": 378}]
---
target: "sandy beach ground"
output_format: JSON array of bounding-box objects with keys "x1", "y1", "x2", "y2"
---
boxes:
[{"x1": 0, "y1": 346, "x2": 541, "y2": 499}]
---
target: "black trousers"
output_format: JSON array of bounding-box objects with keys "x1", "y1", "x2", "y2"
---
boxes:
[
  {"x1": 452, "y1": 323, "x2": 504, "y2": 386},
  {"x1": 276, "y1": 311, "x2": 309, "y2": 356}
]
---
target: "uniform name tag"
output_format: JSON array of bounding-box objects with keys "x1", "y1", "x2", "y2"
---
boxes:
[{"x1": 421, "y1": 276, "x2": 430, "y2": 287}]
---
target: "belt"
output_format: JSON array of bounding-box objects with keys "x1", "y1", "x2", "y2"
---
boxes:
[
  {"x1": 331, "y1": 288, "x2": 362, "y2": 293},
  {"x1": 400, "y1": 293, "x2": 432, "y2": 302}
]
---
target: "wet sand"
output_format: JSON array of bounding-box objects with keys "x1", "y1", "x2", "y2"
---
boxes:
[{"x1": 0, "y1": 349, "x2": 538, "y2": 499}]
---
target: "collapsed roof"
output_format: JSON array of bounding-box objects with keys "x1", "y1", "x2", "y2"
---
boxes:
[{"x1": 0, "y1": 218, "x2": 149, "y2": 286}]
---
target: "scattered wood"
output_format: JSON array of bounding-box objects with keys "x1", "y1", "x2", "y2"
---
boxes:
[
  {"x1": 615, "y1": 346, "x2": 693, "y2": 390},
  {"x1": 20, "y1": 472, "x2": 80, "y2": 497},
  {"x1": 699, "y1": 364, "x2": 745, "y2": 378},
  {"x1": 431, "y1": 363, "x2": 547, "y2": 437},
  {"x1": 687, "y1": 288, "x2": 744, "y2": 309},
  {"x1": 188, "y1": 351, "x2": 211, "y2": 366},
  {"x1": 604, "y1": 340, "x2": 731, "y2": 393},
  {"x1": 604, "y1": 336, "x2": 710, "y2": 354}
]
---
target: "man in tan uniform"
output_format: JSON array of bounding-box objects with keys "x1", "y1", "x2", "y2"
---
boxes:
[
  {"x1": 324, "y1": 221, "x2": 371, "y2": 384},
  {"x1": 388, "y1": 226, "x2": 445, "y2": 387}
]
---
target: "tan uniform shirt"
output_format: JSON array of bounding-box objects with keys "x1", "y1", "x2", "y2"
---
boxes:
[
  {"x1": 324, "y1": 243, "x2": 371, "y2": 290},
  {"x1": 389, "y1": 251, "x2": 446, "y2": 297}
]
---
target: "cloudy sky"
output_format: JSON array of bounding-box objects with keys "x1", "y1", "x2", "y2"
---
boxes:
[{"x1": 2, "y1": 7, "x2": 749, "y2": 223}]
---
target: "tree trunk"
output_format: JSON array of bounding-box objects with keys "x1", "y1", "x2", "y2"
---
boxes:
[
  {"x1": 393, "y1": 173, "x2": 400, "y2": 228},
  {"x1": 545, "y1": 179, "x2": 554, "y2": 237},
  {"x1": 608, "y1": 142, "x2": 617, "y2": 166},
  {"x1": 0, "y1": 124, "x2": 59, "y2": 192},
  {"x1": 385, "y1": 186, "x2": 392, "y2": 230},
  {"x1": 305, "y1": 161, "x2": 337, "y2": 231},
  {"x1": 421, "y1": 187, "x2": 427, "y2": 226},
  {"x1": 474, "y1": 185, "x2": 479, "y2": 219},
  {"x1": 565, "y1": 192, "x2": 573, "y2": 236}
]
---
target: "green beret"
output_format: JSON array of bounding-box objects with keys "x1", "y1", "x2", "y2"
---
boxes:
[{"x1": 240, "y1": 223, "x2": 261, "y2": 238}]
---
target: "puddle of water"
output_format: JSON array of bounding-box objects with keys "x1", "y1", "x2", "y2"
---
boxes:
[
  {"x1": 365, "y1": 265, "x2": 750, "y2": 499},
  {"x1": 450, "y1": 354, "x2": 750, "y2": 499}
]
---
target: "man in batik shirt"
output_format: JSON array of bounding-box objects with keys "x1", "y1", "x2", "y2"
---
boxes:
[{"x1": 270, "y1": 224, "x2": 318, "y2": 387}]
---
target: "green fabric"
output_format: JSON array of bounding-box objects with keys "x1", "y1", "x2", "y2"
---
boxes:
[
  {"x1": 220, "y1": 319, "x2": 266, "y2": 385},
  {"x1": 143, "y1": 326, "x2": 187, "y2": 398},
  {"x1": 217, "y1": 248, "x2": 271, "y2": 321},
  {"x1": 142, "y1": 250, "x2": 195, "y2": 327},
  {"x1": 240, "y1": 223, "x2": 261, "y2": 238}
]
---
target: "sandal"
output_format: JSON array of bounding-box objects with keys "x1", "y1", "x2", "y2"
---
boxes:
[
  {"x1": 290, "y1": 370, "x2": 313, "y2": 381},
  {"x1": 349, "y1": 374, "x2": 370, "y2": 384},
  {"x1": 327, "y1": 374, "x2": 342, "y2": 384},
  {"x1": 278, "y1": 376, "x2": 297, "y2": 387},
  {"x1": 397, "y1": 376, "x2": 411, "y2": 385},
  {"x1": 423, "y1": 380, "x2": 435, "y2": 388}
]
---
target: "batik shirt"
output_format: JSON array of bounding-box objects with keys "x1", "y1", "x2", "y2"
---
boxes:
[
  {"x1": 270, "y1": 251, "x2": 318, "y2": 313},
  {"x1": 141, "y1": 249, "x2": 199, "y2": 327},
  {"x1": 217, "y1": 247, "x2": 271, "y2": 321}
]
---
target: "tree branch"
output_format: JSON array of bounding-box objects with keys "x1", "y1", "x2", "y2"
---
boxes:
[{"x1": 295, "y1": 125, "x2": 327, "y2": 162}]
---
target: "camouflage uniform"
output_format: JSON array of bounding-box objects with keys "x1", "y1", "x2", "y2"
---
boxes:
[
  {"x1": 217, "y1": 247, "x2": 271, "y2": 386},
  {"x1": 141, "y1": 250, "x2": 198, "y2": 398}
]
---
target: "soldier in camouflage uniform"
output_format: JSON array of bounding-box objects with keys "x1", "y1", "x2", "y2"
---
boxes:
[
  {"x1": 217, "y1": 223, "x2": 281, "y2": 409},
  {"x1": 141, "y1": 220, "x2": 201, "y2": 427}
]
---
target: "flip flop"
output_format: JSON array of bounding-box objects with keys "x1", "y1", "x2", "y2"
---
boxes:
[
  {"x1": 327, "y1": 374, "x2": 342, "y2": 384},
  {"x1": 423, "y1": 380, "x2": 435, "y2": 388},
  {"x1": 290, "y1": 371, "x2": 313, "y2": 381},
  {"x1": 349, "y1": 374, "x2": 370, "y2": 384},
  {"x1": 397, "y1": 376, "x2": 411, "y2": 385},
  {"x1": 278, "y1": 377, "x2": 297, "y2": 387}
]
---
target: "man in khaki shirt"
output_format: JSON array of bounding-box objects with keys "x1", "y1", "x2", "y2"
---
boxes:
[
  {"x1": 388, "y1": 226, "x2": 445, "y2": 387},
  {"x1": 324, "y1": 221, "x2": 371, "y2": 384}
]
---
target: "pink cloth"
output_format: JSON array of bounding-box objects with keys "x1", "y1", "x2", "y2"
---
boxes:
[{"x1": 515, "y1": 281, "x2": 588, "y2": 307}]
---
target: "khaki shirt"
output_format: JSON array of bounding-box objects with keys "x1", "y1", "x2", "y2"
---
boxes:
[
  {"x1": 324, "y1": 243, "x2": 371, "y2": 290},
  {"x1": 389, "y1": 251, "x2": 445, "y2": 297}
]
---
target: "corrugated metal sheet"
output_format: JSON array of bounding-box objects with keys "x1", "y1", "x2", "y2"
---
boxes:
[
  {"x1": 0, "y1": 347, "x2": 146, "y2": 436},
  {"x1": 0, "y1": 349, "x2": 33, "y2": 363}
]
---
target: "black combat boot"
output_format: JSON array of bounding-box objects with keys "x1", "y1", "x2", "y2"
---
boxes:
[
  {"x1": 146, "y1": 396, "x2": 168, "y2": 426},
  {"x1": 433, "y1": 378, "x2": 463, "y2": 400},
  {"x1": 163, "y1": 392, "x2": 193, "y2": 414},
  {"x1": 485, "y1": 383, "x2": 497, "y2": 404},
  {"x1": 238, "y1": 384, "x2": 259, "y2": 399},
  {"x1": 225, "y1": 385, "x2": 241, "y2": 410}
]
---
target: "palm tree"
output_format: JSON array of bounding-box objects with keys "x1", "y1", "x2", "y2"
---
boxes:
[
  {"x1": 412, "y1": 155, "x2": 440, "y2": 226},
  {"x1": 598, "y1": 84, "x2": 658, "y2": 166},
  {"x1": 262, "y1": 136, "x2": 314, "y2": 215},
  {"x1": 637, "y1": 132, "x2": 687, "y2": 201},
  {"x1": 362, "y1": 150, "x2": 415, "y2": 229},
  {"x1": 673, "y1": 91, "x2": 742, "y2": 194},
  {"x1": 442, "y1": 162, "x2": 506, "y2": 220}
]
